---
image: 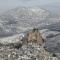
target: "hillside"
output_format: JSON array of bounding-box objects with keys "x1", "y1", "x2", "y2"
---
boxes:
[
  {"x1": 0, "y1": 7, "x2": 60, "y2": 37},
  {"x1": 0, "y1": 7, "x2": 60, "y2": 60}
]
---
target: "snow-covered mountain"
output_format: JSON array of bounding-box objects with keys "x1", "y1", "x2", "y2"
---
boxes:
[
  {"x1": 0, "y1": 7, "x2": 60, "y2": 54},
  {"x1": 0, "y1": 7, "x2": 60, "y2": 37}
]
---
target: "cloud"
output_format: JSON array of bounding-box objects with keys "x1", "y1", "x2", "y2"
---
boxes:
[{"x1": 18, "y1": 0, "x2": 60, "y2": 6}]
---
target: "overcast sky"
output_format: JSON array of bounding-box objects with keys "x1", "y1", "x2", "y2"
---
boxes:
[
  {"x1": 0, "y1": 0, "x2": 59, "y2": 7},
  {"x1": 0, "y1": 0, "x2": 60, "y2": 14}
]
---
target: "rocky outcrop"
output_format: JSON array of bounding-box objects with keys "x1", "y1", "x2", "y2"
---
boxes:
[
  {"x1": 25, "y1": 28, "x2": 45, "y2": 45},
  {"x1": 0, "y1": 29, "x2": 60, "y2": 60},
  {"x1": 0, "y1": 43, "x2": 59, "y2": 60}
]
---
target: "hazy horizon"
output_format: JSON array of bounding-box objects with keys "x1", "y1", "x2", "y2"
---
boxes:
[{"x1": 0, "y1": 0, "x2": 60, "y2": 14}]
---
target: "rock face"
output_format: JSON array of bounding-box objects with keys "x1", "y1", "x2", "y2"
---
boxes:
[{"x1": 27, "y1": 28, "x2": 45, "y2": 45}]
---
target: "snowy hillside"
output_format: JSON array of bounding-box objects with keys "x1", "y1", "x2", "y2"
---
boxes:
[
  {"x1": 0, "y1": 7, "x2": 60, "y2": 37},
  {"x1": 0, "y1": 7, "x2": 60, "y2": 53}
]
